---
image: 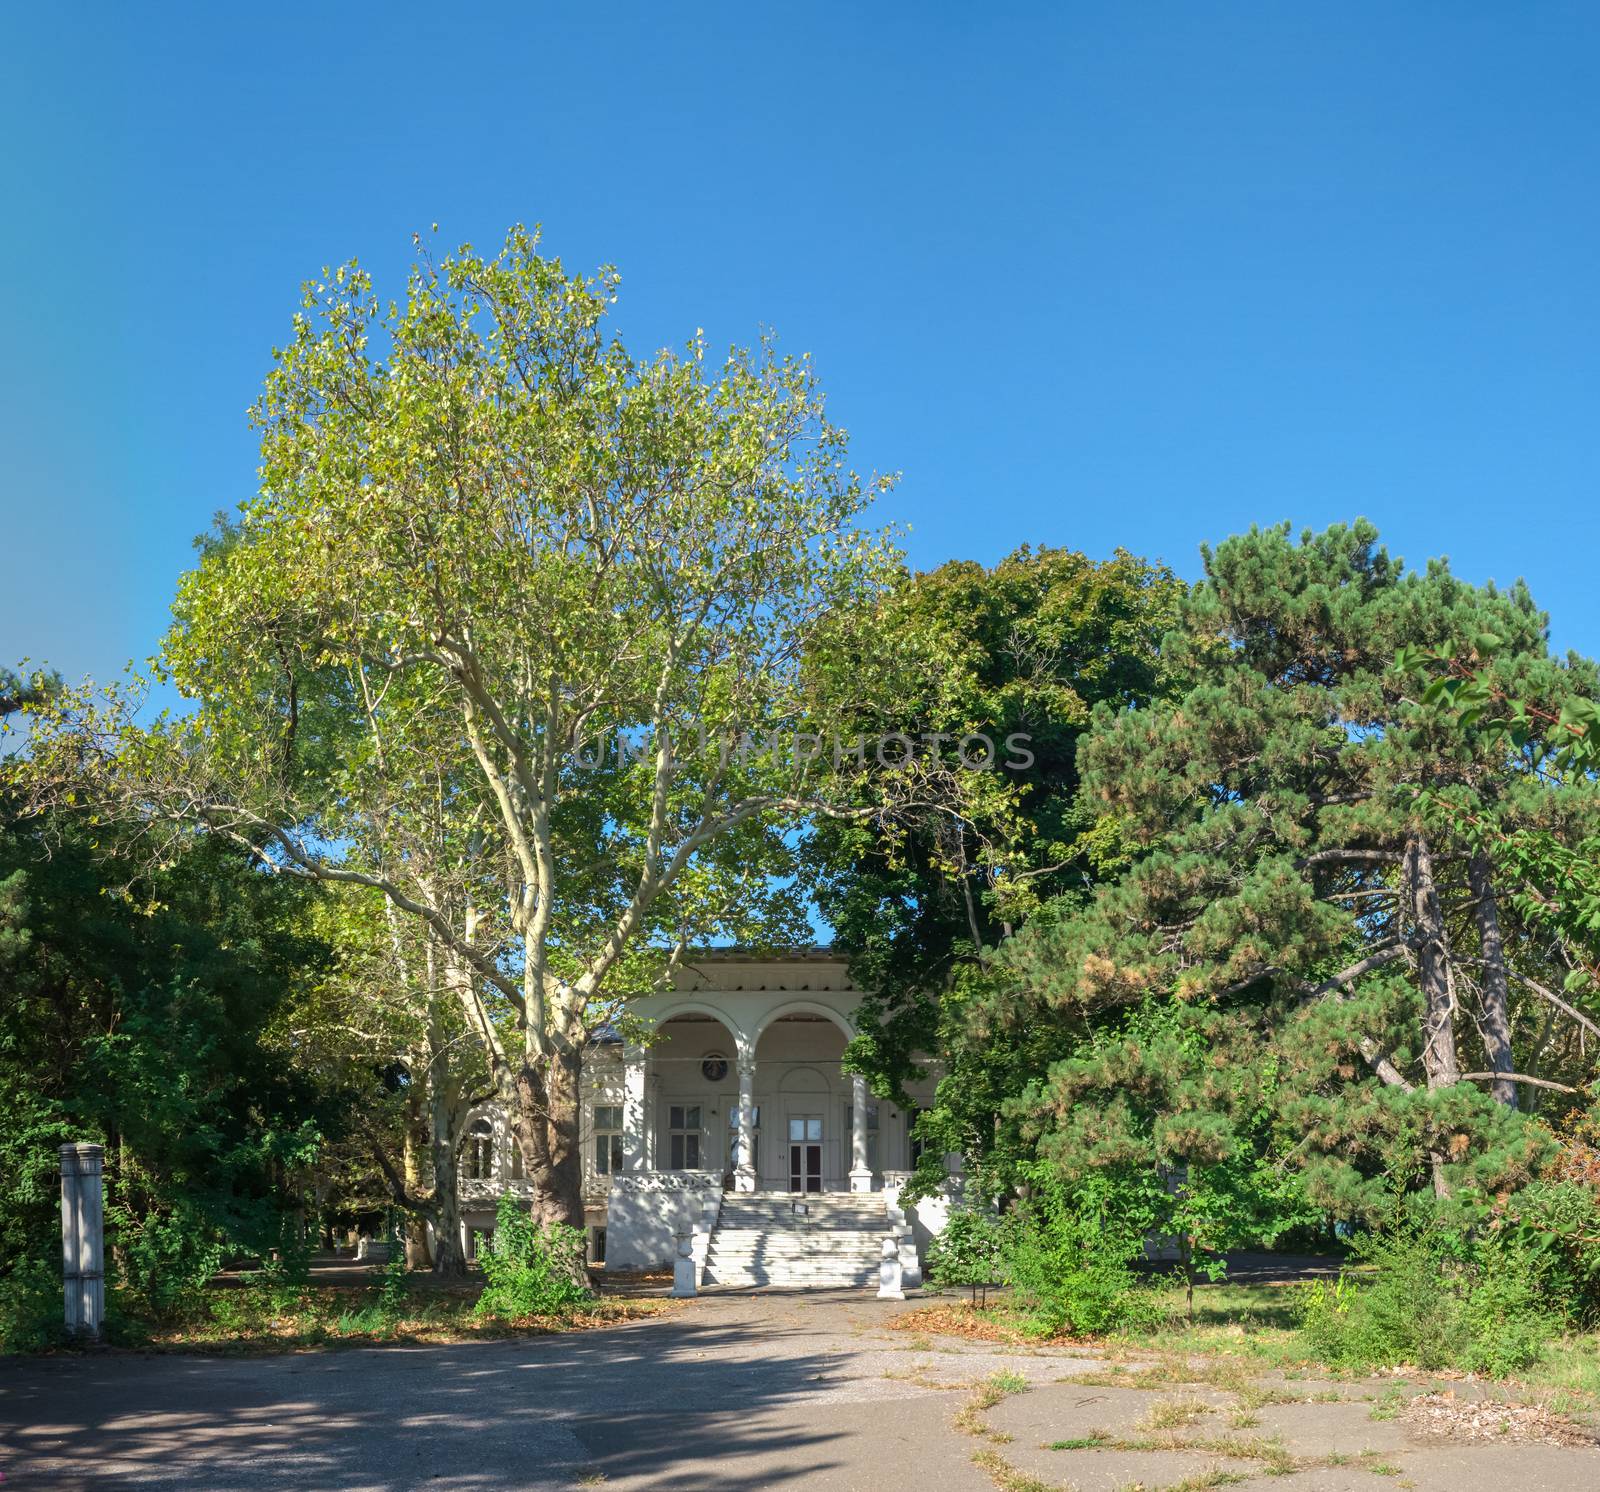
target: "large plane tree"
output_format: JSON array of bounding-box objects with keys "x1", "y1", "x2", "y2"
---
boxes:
[{"x1": 27, "y1": 228, "x2": 930, "y2": 1237}]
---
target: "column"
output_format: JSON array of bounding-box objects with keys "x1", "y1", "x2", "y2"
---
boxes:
[
  {"x1": 60, "y1": 1142, "x2": 105, "y2": 1339},
  {"x1": 622, "y1": 1044, "x2": 649, "y2": 1172},
  {"x1": 735, "y1": 1055, "x2": 757, "y2": 1193},
  {"x1": 849, "y1": 1073, "x2": 873, "y2": 1193}
]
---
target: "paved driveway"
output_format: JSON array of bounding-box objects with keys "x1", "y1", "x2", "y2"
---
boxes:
[{"x1": 2, "y1": 1291, "x2": 1597, "y2": 1491}]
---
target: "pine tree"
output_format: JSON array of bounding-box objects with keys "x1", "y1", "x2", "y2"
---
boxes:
[{"x1": 996, "y1": 520, "x2": 1600, "y2": 1214}]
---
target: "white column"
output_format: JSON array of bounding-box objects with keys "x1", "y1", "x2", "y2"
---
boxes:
[
  {"x1": 60, "y1": 1142, "x2": 105, "y2": 1339},
  {"x1": 622, "y1": 1045, "x2": 649, "y2": 1172},
  {"x1": 849, "y1": 1074, "x2": 873, "y2": 1193},
  {"x1": 735, "y1": 1055, "x2": 757, "y2": 1193}
]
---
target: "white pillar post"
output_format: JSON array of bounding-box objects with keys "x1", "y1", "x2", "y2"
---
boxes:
[
  {"x1": 622, "y1": 1044, "x2": 648, "y2": 1172},
  {"x1": 877, "y1": 1235, "x2": 905, "y2": 1299},
  {"x1": 849, "y1": 1073, "x2": 873, "y2": 1193},
  {"x1": 60, "y1": 1142, "x2": 105, "y2": 1339},
  {"x1": 735, "y1": 1055, "x2": 757, "y2": 1193},
  {"x1": 670, "y1": 1232, "x2": 698, "y2": 1297}
]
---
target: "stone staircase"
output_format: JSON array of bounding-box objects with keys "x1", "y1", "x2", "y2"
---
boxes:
[{"x1": 702, "y1": 1193, "x2": 890, "y2": 1289}]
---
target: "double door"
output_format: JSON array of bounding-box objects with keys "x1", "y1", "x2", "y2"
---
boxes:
[{"x1": 787, "y1": 1115, "x2": 823, "y2": 1192}]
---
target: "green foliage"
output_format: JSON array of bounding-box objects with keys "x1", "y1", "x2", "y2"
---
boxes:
[
  {"x1": 997, "y1": 1175, "x2": 1163, "y2": 1338},
  {"x1": 1494, "y1": 1174, "x2": 1600, "y2": 1326},
  {"x1": 1297, "y1": 1206, "x2": 1565, "y2": 1375},
  {"x1": 0, "y1": 1258, "x2": 65, "y2": 1355},
  {"x1": 110, "y1": 1198, "x2": 227, "y2": 1323},
  {"x1": 377, "y1": 1249, "x2": 410, "y2": 1317},
  {"x1": 474, "y1": 1197, "x2": 590, "y2": 1320},
  {"x1": 926, "y1": 1201, "x2": 1004, "y2": 1287},
  {"x1": 0, "y1": 800, "x2": 336, "y2": 1313},
  {"x1": 987, "y1": 520, "x2": 1599, "y2": 1219},
  {"x1": 806, "y1": 546, "x2": 1184, "y2": 1182},
  {"x1": 1026, "y1": 1002, "x2": 1318, "y2": 1275}
]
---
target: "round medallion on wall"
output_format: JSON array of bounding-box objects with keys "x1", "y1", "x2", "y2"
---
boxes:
[{"x1": 701, "y1": 1052, "x2": 729, "y2": 1082}]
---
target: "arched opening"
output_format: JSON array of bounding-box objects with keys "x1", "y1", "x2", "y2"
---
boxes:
[
  {"x1": 755, "y1": 1015, "x2": 851, "y2": 1191},
  {"x1": 650, "y1": 1012, "x2": 744, "y2": 1179}
]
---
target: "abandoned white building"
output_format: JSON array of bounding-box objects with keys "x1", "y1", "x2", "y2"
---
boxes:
[{"x1": 456, "y1": 949, "x2": 956, "y2": 1288}]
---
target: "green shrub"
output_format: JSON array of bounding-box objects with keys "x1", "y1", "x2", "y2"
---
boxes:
[
  {"x1": 0, "y1": 1259, "x2": 66, "y2": 1354},
  {"x1": 474, "y1": 1197, "x2": 590, "y2": 1320},
  {"x1": 1296, "y1": 1209, "x2": 1563, "y2": 1375},
  {"x1": 334, "y1": 1303, "x2": 396, "y2": 1338},
  {"x1": 110, "y1": 1200, "x2": 225, "y2": 1323},
  {"x1": 378, "y1": 1249, "x2": 410, "y2": 1317},
  {"x1": 927, "y1": 1205, "x2": 1004, "y2": 1289},
  {"x1": 998, "y1": 1181, "x2": 1162, "y2": 1338},
  {"x1": 1498, "y1": 1179, "x2": 1600, "y2": 1325}
]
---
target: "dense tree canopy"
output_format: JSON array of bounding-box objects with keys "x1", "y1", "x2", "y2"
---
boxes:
[
  {"x1": 804, "y1": 546, "x2": 1184, "y2": 1177},
  {"x1": 22, "y1": 227, "x2": 954, "y2": 1235},
  {"x1": 986, "y1": 521, "x2": 1600, "y2": 1214},
  {"x1": 0, "y1": 810, "x2": 332, "y2": 1278}
]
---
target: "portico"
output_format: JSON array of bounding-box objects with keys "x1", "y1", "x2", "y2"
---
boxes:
[
  {"x1": 620, "y1": 990, "x2": 884, "y2": 1197},
  {"x1": 459, "y1": 949, "x2": 954, "y2": 1280}
]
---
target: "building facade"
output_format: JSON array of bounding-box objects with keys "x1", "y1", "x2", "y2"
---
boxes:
[{"x1": 456, "y1": 950, "x2": 955, "y2": 1277}]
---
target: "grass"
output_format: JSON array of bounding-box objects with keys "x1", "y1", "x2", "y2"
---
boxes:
[
  {"x1": 1138, "y1": 1395, "x2": 1212, "y2": 1431},
  {"x1": 98, "y1": 1278, "x2": 678, "y2": 1354},
  {"x1": 906, "y1": 1279, "x2": 1600, "y2": 1416},
  {"x1": 1368, "y1": 1386, "x2": 1409, "y2": 1421},
  {"x1": 955, "y1": 1371, "x2": 1032, "y2": 1438},
  {"x1": 968, "y1": 1449, "x2": 1055, "y2": 1492}
]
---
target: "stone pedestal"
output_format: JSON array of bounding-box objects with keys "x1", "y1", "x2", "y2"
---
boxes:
[
  {"x1": 670, "y1": 1232, "x2": 699, "y2": 1297},
  {"x1": 60, "y1": 1142, "x2": 105, "y2": 1339},
  {"x1": 876, "y1": 1235, "x2": 905, "y2": 1300}
]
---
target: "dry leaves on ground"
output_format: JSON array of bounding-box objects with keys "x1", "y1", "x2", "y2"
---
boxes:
[{"x1": 1404, "y1": 1390, "x2": 1596, "y2": 1448}]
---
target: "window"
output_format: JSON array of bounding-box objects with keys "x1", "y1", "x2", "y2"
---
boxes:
[
  {"x1": 464, "y1": 1118, "x2": 494, "y2": 1181},
  {"x1": 669, "y1": 1104, "x2": 702, "y2": 1169},
  {"x1": 509, "y1": 1140, "x2": 525, "y2": 1181},
  {"x1": 908, "y1": 1106, "x2": 925, "y2": 1170},
  {"x1": 846, "y1": 1102, "x2": 880, "y2": 1171},
  {"x1": 593, "y1": 1104, "x2": 624, "y2": 1175}
]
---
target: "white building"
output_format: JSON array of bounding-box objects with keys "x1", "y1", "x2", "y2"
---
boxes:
[{"x1": 457, "y1": 949, "x2": 956, "y2": 1288}]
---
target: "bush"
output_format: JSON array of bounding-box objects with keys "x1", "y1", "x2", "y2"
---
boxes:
[
  {"x1": 474, "y1": 1197, "x2": 590, "y2": 1320},
  {"x1": 0, "y1": 1259, "x2": 65, "y2": 1354},
  {"x1": 927, "y1": 1204, "x2": 1004, "y2": 1290},
  {"x1": 1296, "y1": 1208, "x2": 1563, "y2": 1375},
  {"x1": 110, "y1": 1200, "x2": 225, "y2": 1323},
  {"x1": 998, "y1": 1181, "x2": 1162, "y2": 1338},
  {"x1": 1503, "y1": 1176, "x2": 1600, "y2": 1326}
]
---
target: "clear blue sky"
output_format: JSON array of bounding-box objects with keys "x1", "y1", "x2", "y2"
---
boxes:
[{"x1": 4, "y1": 2, "x2": 1599, "y2": 687}]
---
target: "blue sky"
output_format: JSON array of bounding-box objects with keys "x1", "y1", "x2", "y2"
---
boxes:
[{"x1": 3, "y1": 2, "x2": 1599, "y2": 687}]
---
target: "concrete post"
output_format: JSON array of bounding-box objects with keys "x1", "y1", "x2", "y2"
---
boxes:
[
  {"x1": 849, "y1": 1073, "x2": 873, "y2": 1193},
  {"x1": 60, "y1": 1142, "x2": 105, "y2": 1339},
  {"x1": 734, "y1": 1056, "x2": 757, "y2": 1193},
  {"x1": 876, "y1": 1235, "x2": 905, "y2": 1300}
]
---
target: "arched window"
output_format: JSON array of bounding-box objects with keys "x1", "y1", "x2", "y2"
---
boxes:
[{"x1": 464, "y1": 1118, "x2": 494, "y2": 1181}]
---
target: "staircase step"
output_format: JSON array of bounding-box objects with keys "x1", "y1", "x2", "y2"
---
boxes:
[{"x1": 700, "y1": 1189, "x2": 894, "y2": 1291}]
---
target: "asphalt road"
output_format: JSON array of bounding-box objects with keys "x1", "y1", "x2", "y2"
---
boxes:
[
  {"x1": 4, "y1": 1289, "x2": 1598, "y2": 1492},
  {"x1": 1, "y1": 1292, "x2": 994, "y2": 1491}
]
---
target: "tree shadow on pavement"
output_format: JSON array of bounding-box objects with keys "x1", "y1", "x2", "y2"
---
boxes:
[{"x1": 0, "y1": 1309, "x2": 859, "y2": 1490}]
